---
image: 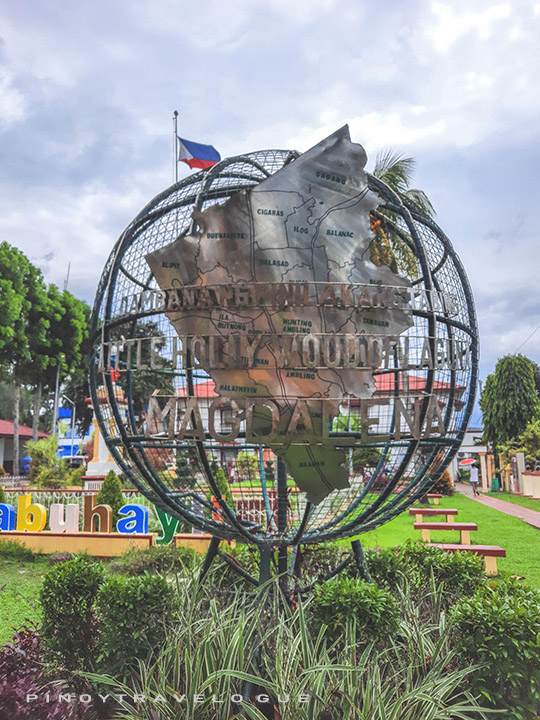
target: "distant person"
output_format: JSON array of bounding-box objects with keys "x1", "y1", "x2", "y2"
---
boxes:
[
  {"x1": 469, "y1": 462, "x2": 479, "y2": 496},
  {"x1": 374, "y1": 469, "x2": 389, "y2": 491}
]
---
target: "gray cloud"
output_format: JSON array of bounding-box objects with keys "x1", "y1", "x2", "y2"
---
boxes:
[{"x1": 0, "y1": 0, "x2": 538, "y2": 387}]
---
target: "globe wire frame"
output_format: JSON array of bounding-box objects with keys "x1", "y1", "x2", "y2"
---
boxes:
[{"x1": 89, "y1": 149, "x2": 478, "y2": 583}]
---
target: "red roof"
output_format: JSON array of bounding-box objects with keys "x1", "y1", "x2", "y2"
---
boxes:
[
  {"x1": 177, "y1": 374, "x2": 463, "y2": 399},
  {"x1": 177, "y1": 380, "x2": 219, "y2": 398},
  {"x1": 0, "y1": 420, "x2": 48, "y2": 440},
  {"x1": 373, "y1": 373, "x2": 460, "y2": 394}
]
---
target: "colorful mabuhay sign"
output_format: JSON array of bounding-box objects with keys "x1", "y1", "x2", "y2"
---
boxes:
[{"x1": 0, "y1": 493, "x2": 183, "y2": 545}]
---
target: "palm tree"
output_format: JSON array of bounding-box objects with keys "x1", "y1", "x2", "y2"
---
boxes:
[{"x1": 368, "y1": 151, "x2": 435, "y2": 277}]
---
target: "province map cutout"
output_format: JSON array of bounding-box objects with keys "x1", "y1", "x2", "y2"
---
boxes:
[{"x1": 146, "y1": 126, "x2": 413, "y2": 504}]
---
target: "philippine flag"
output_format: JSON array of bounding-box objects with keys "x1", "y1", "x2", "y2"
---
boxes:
[{"x1": 177, "y1": 136, "x2": 221, "y2": 170}]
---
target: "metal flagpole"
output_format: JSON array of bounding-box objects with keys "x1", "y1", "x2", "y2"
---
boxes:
[{"x1": 173, "y1": 110, "x2": 179, "y2": 184}]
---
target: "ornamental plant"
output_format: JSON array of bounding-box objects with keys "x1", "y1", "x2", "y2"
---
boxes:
[
  {"x1": 310, "y1": 575, "x2": 398, "y2": 642},
  {"x1": 40, "y1": 555, "x2": 104, "y2": 671},
  {"x1": 95, "y1": 573, "x2": 174, "y2": 681},
  {"x1": 0, "y1": 623, "x2": 82, "y2": 720},
  {"x1": 96, "y1": 469, "x2": 124, "y2": 530}
]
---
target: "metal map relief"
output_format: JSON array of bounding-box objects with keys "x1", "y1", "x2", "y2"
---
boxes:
[{"x1": 91, "y1": 125, "x2": 477, "y2": 543}]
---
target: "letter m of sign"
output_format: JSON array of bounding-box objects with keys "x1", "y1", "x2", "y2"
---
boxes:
[{"x1": 146, "y1": 391, "x2": 177, "y2": 439}]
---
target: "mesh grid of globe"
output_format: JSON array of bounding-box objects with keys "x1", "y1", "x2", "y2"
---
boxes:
[{"x1": 89, "y1": 127, "x2": 478, "y2": 558}]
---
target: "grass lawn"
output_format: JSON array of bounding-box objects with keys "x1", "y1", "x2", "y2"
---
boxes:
[
  {"x1": 0, "y1": 557, "x2": 48, "y2": 646},
  {"x1": 484, "y1": 491, "x2": 540, "y2": 512},
  {"x1": 353, "y1": 493, "x2": 540, "y2": 589}
]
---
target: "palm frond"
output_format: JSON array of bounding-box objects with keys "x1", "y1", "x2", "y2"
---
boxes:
[
  {"x1": 372, "y1": 150, "x2": 435, "y2": 217},
  {"x1": 373, "y1": 150, "x2": 416, "y2": 195},
  {"x1": 404, "y1": 188, "x2": 436, "y2": 218}
]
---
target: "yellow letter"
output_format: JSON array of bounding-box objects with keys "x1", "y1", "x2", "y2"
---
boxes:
[{"x1": 17, "y1": 494, "x2": 47, "y2": 532}]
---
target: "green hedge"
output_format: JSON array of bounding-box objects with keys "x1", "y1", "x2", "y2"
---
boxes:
[{"x1": 451, "y1": 578, "x2": 540, "y2": 719}]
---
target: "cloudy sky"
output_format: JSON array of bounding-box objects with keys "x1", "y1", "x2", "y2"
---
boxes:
[{"x1": 1, "y1": 0, "x2": 539, "y2": 420}]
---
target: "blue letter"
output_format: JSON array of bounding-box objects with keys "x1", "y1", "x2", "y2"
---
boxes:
[
  {"x1": 0, "y1": 503, "x2": 15, "y2": 531},
  {"x1": 117, "y1": 504, "x2": 149, "y2": 534}
]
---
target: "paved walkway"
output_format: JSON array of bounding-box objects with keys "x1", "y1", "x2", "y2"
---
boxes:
[{"x1": 455, "y1": 483, "x2": 540, "y2": 530}]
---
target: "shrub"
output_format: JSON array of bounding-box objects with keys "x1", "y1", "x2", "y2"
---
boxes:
[
  {"x1": 96, "y1": 469, "x2": 124, "y2": 529},
  {"x1": 0, "y1": 539, "x2": 36, "y2": 562},
  {"x1": 363, "y1": 546, "x2": 408, "y2": 589},
  {"x1": 352, "y1": 444, "x2": 381, "y2": 471},
  {"x1": 69, "y1": 465, "x2": 86, "y2": 487},
  {"x1": 296, "y1": 542, "x2": 347, "y2": 583},
  {"x1": 0, "y1": 483, "x2": 5, "y2": 504},
  {"x1": 206, "y1": 465, "x2": 234, "y2": 516},
  {"x1": 109, "y1": 543, "x2": 197, "y2": 576},
  {"x1": 430, "y1": 469, "x2": 454, "y2": 496},
  {"x1": 95, "y1": 573, "x2": 175, "y2": 680},
  {"x1": 208, "y1": 543, "x2": 260, "y2": 589},
  {"x1": 0, "y1": 464, "x2": 5, "y2": 476},
  {"x1": 450, "y1": 578, "x2": 540, "y2": 719},
  {"x1": 360, "y1": 541, "x2": 486, "y2": 601},
  {"x1": 89, "y1": 579, "x2": 491, "y2": 720},
  {"x1": 310, "y1": 575, "x2": 398, "y2": 642},
  {"x1": 40, "y1": 555, "x2": 104, "y2": 671},
  {"x1": 403, "y1": 540, "x2": 486, "y2": 595}
]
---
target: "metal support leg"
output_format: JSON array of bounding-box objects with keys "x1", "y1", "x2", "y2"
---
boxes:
[
  {"x1": 259, "y1": 544, "x2": 272, "y2": 587},
  {"x1": 198, "y1": 535, "x2": 221, "y2": 582},
  {"x1": 351, "y1": 539, "x2": 372, "y2": 582}
]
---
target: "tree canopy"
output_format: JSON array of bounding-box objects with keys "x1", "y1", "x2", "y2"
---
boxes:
[
  {"x1": 0, "y1": 241, "x2": 90, "y2": 469},
  {"x1": 480, "y1": 354, "x2": 540, "y2": 449}
]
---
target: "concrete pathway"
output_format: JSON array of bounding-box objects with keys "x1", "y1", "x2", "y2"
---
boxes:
[{"x1": 455, "y1": 482, "x2": 540, "y2": 530}]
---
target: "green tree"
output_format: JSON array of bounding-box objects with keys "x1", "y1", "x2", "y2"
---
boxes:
[
  {"x1": 26, "y1": 435, "x2": 73, "y2": 488},
  {"x1": 62, "y1": 299, "x2": 93, "y2": 435},
  {"x1": 352, "y1": 446, "x2": 381, "y2": 471},
  {"x1": 22, "y1": 283, "x2": 62, "y2": 440},
  {"x1": 530, "y1": 359, "x2": 540, "y2": 398},
  {"x1": 372, "y1": 151, "x2": 435, "y2": 217},
  {"x1": 0, "y1": 244, "x2": 48, "y2": 472},
  {"x1": 207, "y1": 465, "x2": 234, "y2": 510},
  {"x1": 333, "y1": 413, "x2": 381, "y2": 470},
  {"x1": 173, "y1": 450, "x2": 195, "y2": 490},
  {"x1": 0, "y1": 244, "x2": 88, "y2": 472},
  {"x1": 480, "y1": 355, "x2": 540, "y2": 450},
  {"x1": 235, "y1": 451, "x2": 259, "y2": 480},
  {"x1": 215, "y1": 466, "x2": 234, "y2": 508},
  {"x1": 107, "y1": 319, "x2": 174, "y2": 417},
  {"x1": 370, "y1": 151, "x2": 435, "y2": 278},
  {"x1": 43, "y1": 288, "x2": 90, "y2": 436},
  {"x1": 96, "y1": 470, "x2": 125, "y2": 530},
  {"x1": 501, "y1": 418, "x2": 540, "y2": 466}
]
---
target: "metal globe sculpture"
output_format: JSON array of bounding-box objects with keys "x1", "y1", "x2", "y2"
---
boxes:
[{"x1": 89, "y1": 126, "x2": 477, "y2": 574}]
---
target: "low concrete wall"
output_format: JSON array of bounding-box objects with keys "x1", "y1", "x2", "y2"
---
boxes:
[
  {"x1": 172, "y1": 534, "x2": 235, "y2": 552},
  {"x1": 0, "y1": 531, "x2": 153, "y2": 556},
  {"x1": 1, "y1": 531, "x2": 234, "y2": 555},
  {"x1": 522, "y1": 472, "x2": 540, "y2": 499}
]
